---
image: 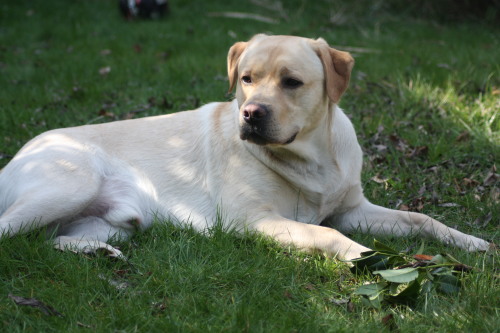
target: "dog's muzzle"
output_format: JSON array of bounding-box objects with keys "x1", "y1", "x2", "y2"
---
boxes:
[
  {"x1": 239, "y1": 103, "x2": 297, "y2": 146},
  {"x1": 242, "y1": 103, "x2": 269, "y2": 126},
  {"x1": 240, "y1": 103, "x2": 273, "y2": 145}
]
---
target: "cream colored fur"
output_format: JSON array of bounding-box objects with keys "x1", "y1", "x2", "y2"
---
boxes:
[{"x1": 0, "y1": 34, "x2": 490, "y2": 260}]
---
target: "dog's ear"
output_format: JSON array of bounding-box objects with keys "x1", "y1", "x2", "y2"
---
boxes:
[
  {"x1": 227, "y1": 41, "x2": 248, "y2": 93},
  {"x1": 314, "y1": 38, "x2": 354, "y2": 103}
]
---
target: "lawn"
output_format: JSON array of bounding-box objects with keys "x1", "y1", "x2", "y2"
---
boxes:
[{"x1": 0, "y1": 0, "x2": 499, "y2": 331}]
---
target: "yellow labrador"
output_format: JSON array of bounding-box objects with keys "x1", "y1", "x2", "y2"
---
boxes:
[{"x1": 0, "y1": 34, "x2": 491, "y2": 260}]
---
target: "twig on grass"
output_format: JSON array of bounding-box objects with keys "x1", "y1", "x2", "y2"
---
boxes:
[
  {"x1": 333, "y1": 46, "x2": 381, "y2": 54},
  {"x1": 208, "y1": 12, "x2": 279, "y2": 24}
]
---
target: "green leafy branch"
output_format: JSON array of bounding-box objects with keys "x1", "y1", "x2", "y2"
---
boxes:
[{"x1": 350, "y1": 240, "x2": 474, "y2": 308}]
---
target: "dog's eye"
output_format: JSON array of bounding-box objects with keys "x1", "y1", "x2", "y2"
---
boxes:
[
  {"x1": 241, "y1": 75, "x2": 252, "y2": 84},
  {"x1": 282, "y1": 78, "x2": 303, "y2": 89}
]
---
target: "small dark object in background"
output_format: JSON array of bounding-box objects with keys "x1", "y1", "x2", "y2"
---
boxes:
[{"x1": 119, "y1": 0, "x2": 169, "y2": 19}]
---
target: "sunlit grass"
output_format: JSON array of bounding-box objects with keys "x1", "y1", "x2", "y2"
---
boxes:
[{"x1": 403, "y1": 76, "x2": 499, "y2": 143}]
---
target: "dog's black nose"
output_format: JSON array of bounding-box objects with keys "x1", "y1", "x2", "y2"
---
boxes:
[{"x1": 242, "y1": 103, "x2": 268, "y2": 124}]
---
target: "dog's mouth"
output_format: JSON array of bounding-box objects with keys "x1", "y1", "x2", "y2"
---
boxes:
[{"x1": 240, "y1": 127, "x2": 298, "y2": 146}]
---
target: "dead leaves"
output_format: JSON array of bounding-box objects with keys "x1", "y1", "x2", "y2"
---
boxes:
[
  {"x1": 8, "y1": 294, "x2": 63, "y2": 317},
  {"x1": 396, "y1": 165, "x2": 498, "y2": 215},
  {"x1": 367, "y1": 125, "x2": 498, "y2": 216},
  {"x1": 366, "y1": 126, "x2": 429, "y2": 171},
  {"x1": 381, "y1": 313, "x2": 399, "y2": 332},
  {"x1": 98, "y1": 273, "x2": 131, "y2": 291},
  {"x1": 377, "y1": 127, "x2": 429, "y2": 160},
  {"x1": 483, "y1": 165, "x2": 499, "y2": 186},
  {"x1": 95, "y1": 96, "x2": 172, "y2": 122}
]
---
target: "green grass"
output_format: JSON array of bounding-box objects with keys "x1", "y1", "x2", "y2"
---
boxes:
[{"x1": 0, "y1": 0, "x2": 499, "y2": 331}]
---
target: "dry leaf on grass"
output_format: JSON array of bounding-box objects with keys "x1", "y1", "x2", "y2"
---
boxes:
[
  {"x1": 483, "y1": 166, "x2": 498, "y2": 186},
  {"x1": 98, "y1": 274, "x2": 130, "y2": 290},
  {"x1": 8, "y1": 294, "x2": 63, "y2": 317},
  {"x1": 381, "y1": 313, "x2": 399, "y2": 332},
  {"x1": 99, "y1": 66, "x2": 111, "y2": 76}
]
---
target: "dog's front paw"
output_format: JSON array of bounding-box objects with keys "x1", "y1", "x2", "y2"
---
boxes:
[
  {"x1": 340, "y1": 244, "x2": 372, "y2": 261},
  {"x1": 463, "y1": 235, "x2": 494, "y2": 252}
]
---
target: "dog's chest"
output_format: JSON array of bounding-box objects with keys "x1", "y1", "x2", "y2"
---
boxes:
[{"x1": 283, "y1": 168, "x2": 349, "y2": 224}]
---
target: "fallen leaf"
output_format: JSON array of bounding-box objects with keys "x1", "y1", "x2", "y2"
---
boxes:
[
  {"x1": 114, "y1": 269, "x2": 130, "y2": 276},
  {"x1": 8, "y1": 294, "x2": 63, "y2": 317},
  {"x1": 304, "y1": 283, "x2": 315, "y2": 291},
  {"x1": 372, "y1": 144, "x2": 388, "y2": 153},
  {"x1": 438, "y1": 203, "x2": 461, "y2": 207},
  {"x1": 371, "y1": 175, "x2": 388, "y2": 184},
  {"x1": 472, "y1": 212, "x2": 492, "y2": 228},
  {"x1": 122, "y1": 112, "x2": 136, "y2": 120},
  {"x1": 410, "y1": 197, "x2": 425, "y2": 212},
  {"x1": 491, "y1": 187, "x2": 499, "y2": 204},
  {"x1": 483, "y1": 167, "x2": 498, "y2": 186},
  {"x1": 381, "y1": 313, "x2": 399, "y2": 331},
  {"x1": 456, "y1": 131, "x2": 470, "y2": 142},
  {"x1": 330, "y1": 297, "x2": 350, "y2": 306},
  {"x1": 152, "y1": 301, "x2": 168, "y2": 314},
  {"x1": 98, "y1": 274, "x2": 130, "y2": 290},
  {"x1": 283, "y1": 290, "x2": 293, "y2": 299},
  {"x1": 389, "y1": 134, "x2": 408, "y2": 153},
  {"x1": 99, "y1": 66, "x2": 111, "y2": 76},
  {"x1": 100, "y1": 49, "x2": 112, "y2": 56},
  {"x1": 398, "y1": 204, "x2": 409, "y2": 211},
  {"x1": 369, "y1": 125, "x2": 384, "y2": 143},
  {"x1": 413, "y1": 254, "x2": 434, "y2": 261},
  {"x1": 98, "y1": 110, "x2": 115, "y2": 118},
  {"x1": 77, "y1": 322, "x2": 93, "y2": 328},
  {"x1": 347, "y1": 299, "x2": 355, "y2": 312},
  {"x1": 405, "y1": 145, "x2": 428, "y2": 158},
  {"x1": 462, "y1": 177, "x2": 480, "y2": 187},
  {"x1": 418, "y1": 185, "x2": 427, "y2": 196}
]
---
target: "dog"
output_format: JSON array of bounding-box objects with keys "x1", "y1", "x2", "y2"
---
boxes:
[{"x1": 0, "y1": 34, "x2": 491, "y2": 260}]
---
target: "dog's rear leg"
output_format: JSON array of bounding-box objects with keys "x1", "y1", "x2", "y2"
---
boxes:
[
  {"x1": 333, "y1": 199, "x2": 491, "y2": 252},
  {"x1": 52, "y1": 216, "x2": 130, "y2": 259},
  {"x1": 0, "y1": 177, "x2": 101, "y2": 238}
]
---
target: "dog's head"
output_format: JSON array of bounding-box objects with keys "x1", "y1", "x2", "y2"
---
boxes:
[{"x1": 227, "y1": 34, "x2": 354, "y2": 146}]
